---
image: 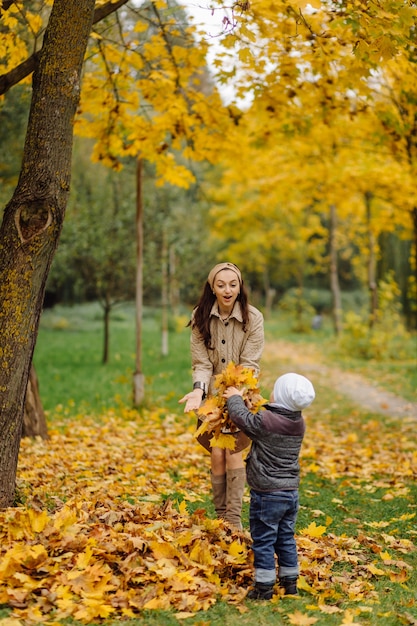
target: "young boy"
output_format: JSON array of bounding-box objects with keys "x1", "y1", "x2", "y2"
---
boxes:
[{"x1": 223, "y1": 372, "x2": 315, "y2": 600}]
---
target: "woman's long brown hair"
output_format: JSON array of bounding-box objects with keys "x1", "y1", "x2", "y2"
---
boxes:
[{"x1": 189, "y1": 280, "x2": 250, "y2": 349}]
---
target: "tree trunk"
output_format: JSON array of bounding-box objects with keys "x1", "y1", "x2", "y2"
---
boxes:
[
  {"x1": 169, "y1": 245, "x2": 180, "y2": 315},
  {"x1": 263, "y1": 268, "x2": 275, "y2": 319},
  {"x1": 103, "y1": 300, "x2": 111, "y2": 364},
  {"x1": 365, "y1": 191, "x2": 378, "y2": 327},
  {"x1": 0, "y1": 0, "x2": 96, "y2": 508},
  {"x1": 329, "y1": 203, "x2": 343, "y2": 335},
  {"x1": 161, "y1": 225, "x2": 169, "y2": 357},
  {"x1": 412, "y1": 206, "x2": 417, "y2": 329},
  {"x1": 22, "y1": 364, "x2": 48, "y2": 439},
  {"x1": 133, "y1": 158, "x2": 145, "y2": 406}
]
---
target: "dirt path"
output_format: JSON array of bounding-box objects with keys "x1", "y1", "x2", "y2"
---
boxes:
[{"x1": 262, "y1": 340, "x2": 417, "y2": 420}]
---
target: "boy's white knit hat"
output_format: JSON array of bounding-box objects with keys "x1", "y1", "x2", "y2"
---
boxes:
[{"x1": 273, "y1": 373, "x2": 315, "y2": 411}]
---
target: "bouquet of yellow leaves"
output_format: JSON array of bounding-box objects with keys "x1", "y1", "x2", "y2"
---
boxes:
[{"x1": 195, "y1": 362, "x2": 266, "y2": 450}]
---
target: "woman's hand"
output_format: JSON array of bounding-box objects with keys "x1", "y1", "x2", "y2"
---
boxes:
[
  {"x1": 223, "y1": 386, "x2": 244, "y2": 400},
  {"x1": 179, "y1": 388, "x2": 204, "y2": 413}
]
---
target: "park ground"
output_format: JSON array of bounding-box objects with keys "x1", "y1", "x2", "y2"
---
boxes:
[{"x1": 0, "y1": 312, "x2": 416, "y2": 626}]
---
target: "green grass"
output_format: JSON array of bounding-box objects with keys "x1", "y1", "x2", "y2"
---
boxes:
[
  {"x1": 33, "y1": 302, "x2": 193, "y2": 416},
  {"x1": 23, "y1": 303, "x2": 417, "y2": 626},
  {"x1": 35, "y1": 305, "x2": 416, "y2": 416}
]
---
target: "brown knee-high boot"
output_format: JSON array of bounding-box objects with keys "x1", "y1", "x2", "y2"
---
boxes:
[
  {"x1": 211, "y1": 473, "x2": 227, "y2": 519},
  {"x1": 225, "y1": 467, "x2": 246, "y2": 530}
]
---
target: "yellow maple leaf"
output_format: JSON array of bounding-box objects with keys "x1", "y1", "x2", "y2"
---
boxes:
[
  {"x1": 143, "y1": 594, "x2": 171, "y2": 610},
  {"x1": 74, "y1": 597, "x2": 115, "y2": 620},
  {"x1": 75, "y1": 543, "x2": 94, "y2": 569},
  {"x1": 28, "y1": 508, "x2": 49, "y2": 534},
  {"x1": 178, "y1": 500, "x2": 189, "y2": 516},
  {"x1": 149, "y1": 540, "x2": 178, "y2": 560},
  {"x1": 54, "y1": 584, "x2": 75, "y2": 612},
  {"x1": 189, "y1": 540, "x2": 214, "y2": 565},
  {"x1": 297, "y1": 576, "x2": 315, "y2": 594},
  {"x1": 366, "y1": 563, "x2": 386, "y2": 576},
  {"x1": 176, "y1": 529, "x2": 195, "y2": 547},
  {"x1": 299, "y1": 522, "x2": 327, "y2": 537},
  {"x1": 395, "y1": 513, "x2": 415, "y2": 521},
  {"x1": 53, "y1": 505, "x2": 78, "y2": 531},
  {"x1": 288, "y1": 610, "x2": 318, "y2": 625},
  {"x1": 5, "y1": 543, "x2": 49, "y2": 571},
  {"x1": 209, "y1": 433, "x2": 237, "y2": 451},
  {"x1": 228, "y1": 540, "x2": 247, "y2": 564}
]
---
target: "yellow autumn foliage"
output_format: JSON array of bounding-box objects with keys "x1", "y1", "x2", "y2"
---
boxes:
[{"x1": 195, "y1": 362, "x2": 266, "y2": 448}]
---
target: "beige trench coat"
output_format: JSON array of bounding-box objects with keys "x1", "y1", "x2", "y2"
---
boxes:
[{"x1": 191, "y1": 301, "x2": 264, "y2": 396}]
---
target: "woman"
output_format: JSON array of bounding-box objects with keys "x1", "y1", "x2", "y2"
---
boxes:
[{"x1": 179, "y1": 262, "x2": 264, "y2": 529}]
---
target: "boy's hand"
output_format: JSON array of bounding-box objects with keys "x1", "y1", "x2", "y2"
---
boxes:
[{"x1": 223, "y1": 386, "x2": 244, "y2": 399}]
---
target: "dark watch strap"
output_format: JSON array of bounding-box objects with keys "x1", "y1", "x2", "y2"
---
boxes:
[{"x1": 193, "y1": 381, "x2": 207, "y2": 398}]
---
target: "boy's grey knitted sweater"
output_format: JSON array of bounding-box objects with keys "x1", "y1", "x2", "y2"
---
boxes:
[{"x1": 226, "y1": 395, "x2": 305, "y2": 492}]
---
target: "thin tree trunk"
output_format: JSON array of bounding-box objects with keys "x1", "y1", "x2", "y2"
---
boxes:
[
  {"x1": 161, "y1": 225, "x2": 169, "y2": 356},
  {"x1": 263, "y1": 268, "x2": 275, "y2": 319},
  {"x1": 169, "y1": 245, "x2": 180, "y2": 316},
  {"x1": 133, "y1": 158, "x2": 145, "y2": 406},
  {"x1": 103, "y1": 300, "x2": 111, "y2": 364},
  {"x1": 365, "y1": 191, "x2": 378, "y2": 327},
  {"x1": 412, "y1": 207, "x2": 417, "y2": 329},
  {"x1": 329, "y1": 203, "x2": 343, "y2": 335}
]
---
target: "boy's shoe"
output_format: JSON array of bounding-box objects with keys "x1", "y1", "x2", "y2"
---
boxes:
[
  {"x1": 279, "y1": 577, "x2": 298, "y2": 595},
  {"x1": 247, "y1": 582, "x2": 275, "y2": 600}
]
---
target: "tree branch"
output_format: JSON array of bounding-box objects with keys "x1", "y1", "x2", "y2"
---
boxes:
[
  {"x1": 1, "y1": 0, "x2": 17, "y2": 11},
  {"x1": 0, "y1": 0, "x2": 129, "y2": 96}
]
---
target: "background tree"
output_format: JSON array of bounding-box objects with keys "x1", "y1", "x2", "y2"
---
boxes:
[
  {"x1": 202, "y1": 0, "x2": 416, "y2": 327},
  {"x1": 49, "y1": 143, "x2": 137, "y2": 363}
]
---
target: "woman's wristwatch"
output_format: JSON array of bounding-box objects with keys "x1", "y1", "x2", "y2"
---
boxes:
[{"x1": 193, "y1": 381, "x2": 207, "y2": 399}]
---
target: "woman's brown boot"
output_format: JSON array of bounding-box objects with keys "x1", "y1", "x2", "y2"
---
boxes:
[
  {"x1": 211, "y1": 473, "x2": 227, "y2": 519},
  {"x1": 225, "y1": 467, "x2": 246, "y2": 529}
]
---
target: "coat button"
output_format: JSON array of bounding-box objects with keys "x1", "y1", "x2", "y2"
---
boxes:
[
  {"x1": 222, "y1": 339, "x2": 225, "y2": 344},
  {"x1": 221, "y1": 358, "x2": 226, "y2": 363}
]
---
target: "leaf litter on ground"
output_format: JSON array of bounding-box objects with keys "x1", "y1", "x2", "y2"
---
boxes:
[{"x1": 0, "y1": 388, "x2": 416, "y2": 625}]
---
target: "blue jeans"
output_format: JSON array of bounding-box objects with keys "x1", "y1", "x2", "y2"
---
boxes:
[{"x1": 249, "y1": 489, "x2": 299, "y2": 584}]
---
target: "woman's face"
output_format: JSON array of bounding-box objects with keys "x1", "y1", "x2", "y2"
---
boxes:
[{"x1": 213, "y1": 269, "x2": 240, "y2": 310}]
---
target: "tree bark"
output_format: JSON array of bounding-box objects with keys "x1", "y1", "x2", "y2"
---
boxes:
[
  {"x1": 0, "y1": 0, "x2": 96, "y2": 508},
  {"x1": 22, "y1": 364, "x2": 48, "y2": 439}
]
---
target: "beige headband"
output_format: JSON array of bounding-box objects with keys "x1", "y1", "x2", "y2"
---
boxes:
[{"x1": 207, "y1": 262, "x2": 242, "y2": 289}]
